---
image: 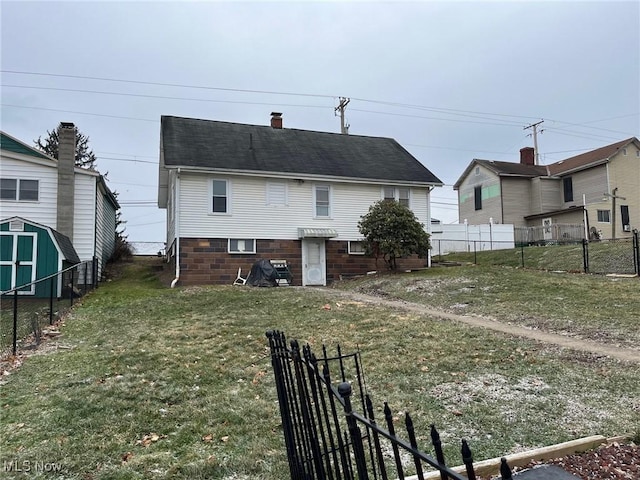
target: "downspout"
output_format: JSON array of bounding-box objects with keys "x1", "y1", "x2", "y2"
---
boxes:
[{"x1": 170, "y1": 168, "x2": 181, "y2": 288}]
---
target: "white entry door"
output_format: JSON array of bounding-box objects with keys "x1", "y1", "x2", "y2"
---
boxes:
[
  {"x1": 542, "y1": 218, "x2": 553, "y2": 241},
  {"x1": 302, "y1": 239, "x2": 326, "y2": 286}
]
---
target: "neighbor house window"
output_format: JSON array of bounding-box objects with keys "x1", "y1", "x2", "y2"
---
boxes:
[
  {"x1": 211, "y1": 179, "x2": 229, "y2": 214},
  {"x1": 266, "y1": 181, "x2": 287, "y2": 206},
  {"x1": 228, "y1": 239, "x2": 255, "y2": 254},
  {"x1": 597, "y1": 210, "x2": 610, "y2": 223},
  {"x1": 563, "y1": 177, "x2": 573, "y2": 202},
  {"x1": 622, "y1": 148, "x2": 627, "y2": 156},
  {"x1": 348, "y1": 241, "x2": 366, "y2": 255},
  {"x1": 314, "y1": 185, "x2": 330, "y2": 217},
  {"x1": 0, "y1": 178, "x2": 39, "y2": 201},
  {"x1": 382, "y1": 186, "x2": 410, "y2": 207},
  {"x1": 474, "y1": 186, "x2": 482, "y2": 210}
]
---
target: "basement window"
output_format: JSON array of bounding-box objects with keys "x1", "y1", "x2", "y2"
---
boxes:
[
  {"x1": 348, "y1": 241, "x2": 366, "y2": 255},
  {"x1": 228, "y1": 239, "x2": 256, "y2": 254}
]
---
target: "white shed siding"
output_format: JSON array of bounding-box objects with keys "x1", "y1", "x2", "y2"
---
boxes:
[
  {"x1": 73, "y1": 175, "x2": 97, "y2": 262},
  {"x1": 177, "y1": 173, "x2": 430, "y2": 240},
  {"x1": 0, "y1": 156, "x2": 58, "y2": 227}
]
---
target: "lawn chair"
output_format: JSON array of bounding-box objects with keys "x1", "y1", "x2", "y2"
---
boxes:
[{"x1": 233, "y1": 267, "x2": 247, "y2": 286}]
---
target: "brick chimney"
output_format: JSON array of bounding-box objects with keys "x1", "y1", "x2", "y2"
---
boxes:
[
  {"x1": 270, "y1": 112, "x2": 283, "y2": 129},
  {"x1": 520, "y1": 147, "x2": 535, "y2": 166},
  {"x1": 56, "y1": 122, "x2": 76, "y2": 240}
]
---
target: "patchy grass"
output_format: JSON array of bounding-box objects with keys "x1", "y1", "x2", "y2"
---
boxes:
[
  {"x1": 0, "y1": 260, "x2": 639, "y2": 479},
  {"x1": 337, "y1": 265, "x2": 640, "y2": 349}
]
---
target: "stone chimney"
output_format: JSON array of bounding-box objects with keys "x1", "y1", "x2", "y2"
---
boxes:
[
  {"x1": 270, "y1": 112, "x2": 283, "y2": 129},
  {"x1": 56, "y1": 122, "x2": 76, "y2": 240},
  {"x1": 520, "y1": 147, "x2": 535, "y2": 166}
]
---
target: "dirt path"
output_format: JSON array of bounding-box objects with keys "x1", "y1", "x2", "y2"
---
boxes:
[{"x1": 321, "y1": 289, "x2": 640, "y2": 364}]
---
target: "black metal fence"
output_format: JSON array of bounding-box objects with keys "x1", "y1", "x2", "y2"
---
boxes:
[
  {"x1": 266, "y1": 330, "x2": 515, "y2": 480},
  {"x1": 0, "y1": 259, "x2": 98, "y2": 358},
  {"x1": 433, "y1": 230, "x2": 640, "y2": 276}
]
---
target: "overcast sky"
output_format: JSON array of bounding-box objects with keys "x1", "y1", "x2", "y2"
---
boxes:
[{"x1": 2, "y1": 1, "x2": 638, "y2": 242}]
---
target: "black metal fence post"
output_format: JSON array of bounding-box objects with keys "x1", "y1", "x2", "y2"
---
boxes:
[
  {"x1": 461, "y1": 439, "x2": 476, "y2": 480},
  {"x1": 84, "y1": 262, "x2": 89, "y2": 295},
  {"x1": 339, "y1": 382, "x2": 369, "y2": 480},
  {"x1": 473, "y1": 241, "x2": 477, "y2": 265},
  {"x1": 12, "y1": 289, "x2": 18, "y2": 356},
  {"x1": 49, "y1": 276, "x2": 55, "y2": 325},
  {"x1": 520, "y1": 243, "x2": 525, "y2": 268},
  {"x1": 633, "y1": 229, "x2": 640, "y2": 276}
]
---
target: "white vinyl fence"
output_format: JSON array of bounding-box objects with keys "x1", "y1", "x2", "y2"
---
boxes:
[{"x1": 431, "y1": 224, "x2": 515, "y2": 256}]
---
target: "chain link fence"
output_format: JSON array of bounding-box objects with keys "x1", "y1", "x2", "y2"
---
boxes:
[
  {"x1": 0, "y1": 259, "x2": 97, "y2": 358},
  {"x1": 433, "y1": 230, "x2": 640, "y2": 276}
]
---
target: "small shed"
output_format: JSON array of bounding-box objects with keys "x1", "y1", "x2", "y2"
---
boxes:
[{"x1": 0, "y1": 216, "x2": 80, "y2": 297}]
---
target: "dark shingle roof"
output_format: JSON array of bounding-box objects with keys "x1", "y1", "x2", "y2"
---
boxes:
[
  {"x1": 475, "y1": 159, "x2": 548, "y2": 177},
  {"x1": 161, "y1": 116, "x2": 442, "y2": 184},
  {"x1": 0, "y1": 132, "x2": 51, "y2": 160},
  {"x1": 51, "y1": 229, "x2": 81, "y2": 264}
]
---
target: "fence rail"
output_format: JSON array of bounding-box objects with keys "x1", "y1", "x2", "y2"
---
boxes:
[
  {"x1": 0, "y1": 259, "x2": 97, "y2": 358},
  {"x1": 266, "y1": 330, "x2": 516, "y2": 480}
]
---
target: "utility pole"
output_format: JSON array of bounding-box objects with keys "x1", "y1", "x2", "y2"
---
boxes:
[
  {"x1": 335, "y1": 97, "x2": 350, "y2": 134},
  {"x1": 524, "y1": 120, "x2": 544, "y2": 165}
]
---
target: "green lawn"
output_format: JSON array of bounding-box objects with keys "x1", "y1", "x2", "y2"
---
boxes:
[{"x1": 1, "y1": 260, "x2": 638, "y2": 479}]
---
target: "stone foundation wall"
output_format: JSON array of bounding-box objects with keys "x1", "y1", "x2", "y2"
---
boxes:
[{"x1": 177, "y1": 238, "x2": 428, "y2": 286}]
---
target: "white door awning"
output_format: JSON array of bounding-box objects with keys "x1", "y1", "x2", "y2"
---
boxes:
[{"x1": 297, "y1": 228, "x2": 338, "y2": 239}]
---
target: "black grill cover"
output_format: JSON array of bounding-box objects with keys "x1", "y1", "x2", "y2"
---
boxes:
[{"x1": 246, "y1": 259, "x2": 278, "y2": 287}]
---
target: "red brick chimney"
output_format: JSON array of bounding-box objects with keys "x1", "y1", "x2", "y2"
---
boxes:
[
  {"x1": 520, "y1": 147, "x2": 535, "y2": 166},
  {"x1": 270, "y1": 112, "x2": 283, "y2": 129}
]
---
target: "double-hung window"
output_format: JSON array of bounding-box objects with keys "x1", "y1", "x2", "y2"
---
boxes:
[
  {"x1": 0, "y1": 178, "x2": 39, "y2": 201},
  {"x1": 383, "y1": 186, "x2": 410, "y2": 207},
  {"x1": 597, "y1": 210, "x2": 610, "y2": 223},
  {"x1": 314, "y1": 185, "x2": 330, "y2": 218},
  {"x1": 474, "y1": 186, "x2": 482, "y2": 211},
  {"x1": 211, "y1": 179, "x2": 229, "y2": 214},
  {"x1": 563, "y1": 177, "x2": 573, "y2": 203}
]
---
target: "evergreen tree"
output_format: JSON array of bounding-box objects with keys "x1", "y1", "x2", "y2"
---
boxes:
[
  {"x1": 34, "y1": 125, "x2": 98, "y2": 169},
  {"x1": 358, "y1": 200, "x2": 431, "y2": 270}
]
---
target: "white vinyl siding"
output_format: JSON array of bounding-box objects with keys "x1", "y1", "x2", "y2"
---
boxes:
[
  {"x1": 73, "y1": 174, "x2": 97, "y2": 263},
  {"x1": 176, "y1": 173, "x2": 430, "y2": 241},
  {"x1": 0, "y1": 157, "x2": 58, "y2": 226}
]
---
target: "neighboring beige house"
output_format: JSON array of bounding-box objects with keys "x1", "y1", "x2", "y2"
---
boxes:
[{"x1": 454, "y1": 138, "x2": 640, "y2": 240}]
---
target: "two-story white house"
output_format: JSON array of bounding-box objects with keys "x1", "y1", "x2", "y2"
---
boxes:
[
  {"x1": 0, "y1": 124, "x2": 119, "y2": 294},
  {"x1": 158, "y1": 113, "x2": 443, "y2": 286}
]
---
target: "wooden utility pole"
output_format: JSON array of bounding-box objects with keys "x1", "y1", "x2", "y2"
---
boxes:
[
  {"x1": 524, "y1": 120, "x2": 544, "y2": 165},
  {"x1": 335, "y1": 97, "x2": 350, "y2": 134}
]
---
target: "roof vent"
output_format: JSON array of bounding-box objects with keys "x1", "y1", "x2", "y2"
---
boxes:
[{"x1": 9, "y1": 220, "x2": 24, "y2": 231}]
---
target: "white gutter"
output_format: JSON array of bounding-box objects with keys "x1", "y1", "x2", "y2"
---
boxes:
[{"x1": 170, "y1": 169, "x2": 181, "y2": 288}]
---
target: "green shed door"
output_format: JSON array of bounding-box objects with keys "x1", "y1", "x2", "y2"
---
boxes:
[{"x1": 0, "y1": 232, "x2": 37, "y2": 294}]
